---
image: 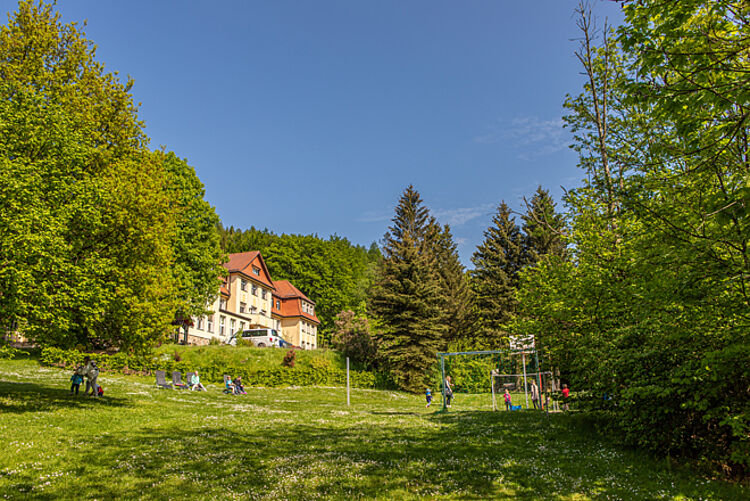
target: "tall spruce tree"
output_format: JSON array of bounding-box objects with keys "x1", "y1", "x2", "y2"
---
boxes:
[
  {"x1": 371, "y1": 186, "x2": 445, "y2": 392},
  {"x1": 470, "y1": 202, "x2": 523, "y2": 346},
  {"x1": 433, "y1": 224, "x2": 473, "y2": 343},
  {"x1": 521, "y1": 186, "x2": 567, "y2": 266}
]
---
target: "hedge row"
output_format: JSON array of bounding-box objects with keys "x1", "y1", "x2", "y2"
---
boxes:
[{"x1": 40, "y1": 347, "x2": 383, "y2": 389}]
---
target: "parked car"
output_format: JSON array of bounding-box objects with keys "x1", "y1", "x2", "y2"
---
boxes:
[{"x1": 228, "y1": 328, "x2": 291, "y2": 348}]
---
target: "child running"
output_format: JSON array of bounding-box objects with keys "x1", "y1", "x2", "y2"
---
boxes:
[{"x1": 425, "y1": 387, "x2": 432, "y2": 408}]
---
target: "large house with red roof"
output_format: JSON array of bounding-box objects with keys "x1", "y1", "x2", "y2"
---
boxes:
[
  {"x1": 272, "y1": 280, "x2": 320, "y2": 350},
  {"x1": 186, "y1": 251, "x2": 320, "y2": 349}
]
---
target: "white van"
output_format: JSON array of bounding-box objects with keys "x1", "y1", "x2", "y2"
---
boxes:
[{"x1": 228, "y1": 328, "x2": 292, "y2": 348}]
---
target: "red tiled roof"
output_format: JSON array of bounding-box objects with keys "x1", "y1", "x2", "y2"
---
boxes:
[
  {"x1": 272, "y1": 280, "x2": 320, "y2": 324},
  {"x1": 272, "y1": 280, "x2": 313, "y2": 303},
  {"x1": 223, "y1": 251, "x2": 275, "y2": 290}
]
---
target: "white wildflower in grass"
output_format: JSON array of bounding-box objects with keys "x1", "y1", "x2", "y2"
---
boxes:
[{"x1": 0, "y1": 358, "x2": 747, "y2": 500}]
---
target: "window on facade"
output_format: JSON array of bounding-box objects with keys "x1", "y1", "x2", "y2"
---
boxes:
[
  {"x1": 261, "y1": 309, "x2": 267, "y2": 317},
  {"x1": 241, "y1": 279, "x2": 247, "y2": 291},
  {"x1": 261, "y1": 289, "x2": 267, "y2": 300},
  {"x1": 219, "y1": 316, "x2": 226, "y2": 336},
  {"x1": 250, "y1": 306, "x2": 258, "y2": 314},
  {"x1": 207, "y1": 315, "x2": 214, "y2": 333},
  {"x1": 230, "y1": 318, "x2": 236, "y2": 334},
  {"x1": 275, "y1": 300, "x2": 280, "y2": 309},
  {"x1": 220, "y1": 298, "x2": 226, "y2": 310},
  {"x1": 252, "y1": 284, "x2": 258, "y2": 296},
  {"x1": 197, "y1": 317, "x2": 204, "y2": 330},
  {"x1": 252, "y1": 266, "x2": 260, "y2": 276},
  {"x1": 239, "y1": 302, "x2": 246, "y2": 313}
]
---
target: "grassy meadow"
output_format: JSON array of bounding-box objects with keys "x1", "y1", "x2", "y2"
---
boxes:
[{"x1": 0, "y1": 357, "x2": 747, "y2": 500}]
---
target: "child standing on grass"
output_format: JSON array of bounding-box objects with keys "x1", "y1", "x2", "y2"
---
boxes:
[
  {"x1": 562, "y1": 384, "x2": 570, "y2": 411},
  {"x1": 70, "y1": 366, "x2": 84, "y2": 395},
  {"x1": 425, "y1": 387, "x2": 432, "y2": 408},
  {"x1": 504, "y1": 389, "x2": 512, "y2": 411}
]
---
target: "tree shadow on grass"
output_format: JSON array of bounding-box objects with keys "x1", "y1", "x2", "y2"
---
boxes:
[
  {"x1": 0, "y1": 380, "x2": 129, "y2": 414},
  {"x1": 4, "y1": 408, "x2": 735, "y2": 500}
]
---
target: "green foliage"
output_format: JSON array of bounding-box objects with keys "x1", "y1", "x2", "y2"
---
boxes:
[
  {"x1": 521, "y1": 186, "x2": 567, "y2": 265},
  {"x1": 371, "y1": 186, "x2": 447, "y2": 392},
  {"x1": 331, "y1": 310, "x2": 377, "y2": 368},
  {"x1": 470, "y1": 202, "x2": 523, "y2": 345},
  {"x1": 518, "y1": 1, "x2": 750, "y2": 477},
  {"x1": 0, "y1": 343, "x2": 21, "y2": 360},
  {"x1": 0, "y1": 1, "x2": 195, "y2": 352},
  {"x1": 158, "y1": 151, "x2": 224, "y2": 320},
  {"x1": 218, "y1": 225, "x2": 381, "y2": 345},
  {"x1": 432, "y1": 224, "x2": 474, "y2": 344}
]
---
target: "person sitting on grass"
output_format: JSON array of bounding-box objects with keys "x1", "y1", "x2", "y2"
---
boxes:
[
  {"x1": 191, "y1": 370, "x2": 206, "y2": 391},
  {"x1": 70, "y1": 366, "x2": 84, "y2": 395},
  {"x1": 233, "y1": 376, "x2": 246, "y2": 395},
  {"x1": 225, "y1": 376, "x2": 236, "y2": 394}
]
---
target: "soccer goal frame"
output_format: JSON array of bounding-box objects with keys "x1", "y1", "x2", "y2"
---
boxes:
[
  {"x1": 435, "y1": 349, "x2": 518, "y2": 412},
  {"x1": 436, "y1": 335, "x2": 556, "y2": 412}
]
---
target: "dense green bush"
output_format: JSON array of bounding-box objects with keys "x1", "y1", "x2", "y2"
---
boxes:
[
  {"x1": 0, "y1": 343, "x2": 22, "y2": 360},
  {"x1": 40, "y1": 347, "x2": 381, "y2": 389}
]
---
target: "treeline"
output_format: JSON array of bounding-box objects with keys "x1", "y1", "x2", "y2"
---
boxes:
[
  {"x1": 217, "y1": 226, "x2": 381, "y2": 345},
  {"x1": 340, "y1": 185, "x2": 564, "y2": 392},
  {"x1": 513, "y1": 1, "x2": 749, "y2": 477},
  {"x1": 0, "y1": 2, "x2": 224, "y2": 352}
]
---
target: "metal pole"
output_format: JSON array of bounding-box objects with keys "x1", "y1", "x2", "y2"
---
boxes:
[
  {"x1": 491, "y1": 370, "x2": 496, "y2": 411},
  {"x1": 534, "y1": 348, "x2": 542, "y2": 411},
  {"x1": 440, "y1": 355, "x2": 446, "y2": 411},
  {"x1": 346, "y1": 357, "x2": 350, "y2": 406},
  {"x1": 522, "y1": 353, "x2": 529, "y2": 409}
]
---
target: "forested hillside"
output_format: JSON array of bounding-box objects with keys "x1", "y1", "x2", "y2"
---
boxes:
[{"x1": 218, "y1": 225, "x2": 381, "y2": 345}]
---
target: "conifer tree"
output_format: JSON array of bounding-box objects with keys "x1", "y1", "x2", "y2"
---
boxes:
[
  {"x1": 371, "y1": 186, "x2": 445, "y2": 392},
  {"x1": 521, "y1": 186, "x2": 567, "y2": 266},
  {"x1": 470, "y1": 202, "x2": 523, "y2": 345},
  {"x1": 432, "y1": 224, "x2": 473, "y2": 343}
]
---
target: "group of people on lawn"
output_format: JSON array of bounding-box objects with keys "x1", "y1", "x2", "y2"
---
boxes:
[
  {"x1": 427, "y1": 376, "x2": 570, "y2": 411},
  {"x1": 69, "y1": 356, "x2": 101, "y2": 397}
]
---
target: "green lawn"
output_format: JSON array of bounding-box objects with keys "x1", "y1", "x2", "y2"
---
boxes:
[{"x1": 0, "y1": 358, "x2": 746, "y2": 500}]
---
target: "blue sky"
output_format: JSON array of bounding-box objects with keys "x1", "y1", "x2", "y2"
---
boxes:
[{"x1": 4, "y1": 0, "x2": 624, "y2": 265}]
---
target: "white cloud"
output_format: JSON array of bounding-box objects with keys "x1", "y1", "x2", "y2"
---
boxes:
[
  {"x1": 357, "y1": 203, "x2": 494, "y2": 228},
  {"x1": 474, "y1": 116, "x2": 570, "y2": 160},
  {"x1": 433, "y1": 204, "x2": 495, "y2": 227},
  {"x1": 355, "y1": 210, "x2": 392, "y2": 223}
]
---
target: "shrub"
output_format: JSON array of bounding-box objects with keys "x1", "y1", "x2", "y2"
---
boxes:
[
  {"x1": 0, "y1": 344, "x2": 21, "y2": 360},
  {"x1": 173, "y1": 351, "x2": 182, "y2": 362},
  {"x1": 40, "y1": 346, "x2": 383, "y2": 389},
  {"x1": 208, "y1": 337, "x2": 221, "y2": 345},
  {"x1": 332, "y1": 311, "x2": 377, "y2": 368},
  {"x1": 282, "y1": 350, "x2": 296, "y2": 368}
]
